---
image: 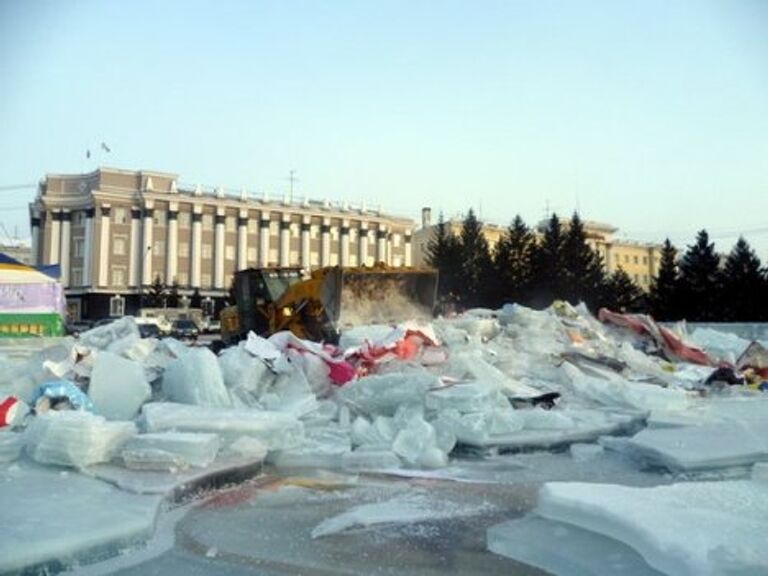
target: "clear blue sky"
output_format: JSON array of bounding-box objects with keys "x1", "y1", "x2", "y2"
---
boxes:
[{"x1": 1, "y1": 0, "x2": 767, "y2": 256}]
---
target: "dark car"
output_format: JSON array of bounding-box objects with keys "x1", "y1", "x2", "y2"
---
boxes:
[
  {"x1": 138, "y1": 323, "x2": 161, "y2": 338},
  {"x1": 65, "y1": 320, "x2": 94, "y2": 335},
  {"x1": 170, "y1": 319, "x2": 200, "y2": 340}
]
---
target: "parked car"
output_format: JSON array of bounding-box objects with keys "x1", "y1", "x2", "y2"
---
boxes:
[
  {"x1": 200, "y1": 317, "x2": 221, "y2": 334},
  {"x1": 138, "y1": 323, "x2": 161, "y2": 338},
  {"x1": 170, "y1": 319, "x2": 200, "y2": 340}
]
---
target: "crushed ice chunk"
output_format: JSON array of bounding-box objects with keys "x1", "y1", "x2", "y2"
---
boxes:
[
  {"x1": 161, "y1": 348, "x2": 231, "y2": 407},
  {"x1": 89, "y1": 351, "x2": 151, "y2": 420}
]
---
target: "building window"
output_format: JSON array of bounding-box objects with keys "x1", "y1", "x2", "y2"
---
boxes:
[
  {"x1": 153, "y1": 240, "x2": 165, "y2": 254},
  {"x1": 203, "y1": 214, "x2": 213, "y2": 228},
  {"x1": 179, "y1": 242, "x2": 190, "y2": 258},
  {"x1": 269, "y1": 221, "x2": 278, "y2": 235},
  {"x1": 393, "y1": 234, "x2": 401, "y2": 248},
  {"x1": 112, "y1": 267, "x2": 126, "y2": 286},
  {"x1": 248, "y1": 220, "x2": 259, "y2": 234},
  {"x1": 310, "y1": 225, "x2": 319, "y2": 240},
  {"x1": 247, "y1": 247, "x2": 258, "y2": 263},
  {"x1": 202, "y1": 244, "x2": 212, "y2": 259},
  {"x1": 113, "y1": 207, "x2": 127, "y2": 224},
  {"x1": 633, "y1": 255, "x2": 638, "y2": 264},
  {"x1": 179, "y1": 212, "x2": 191, "y2": 228},
  {"x1": 73, "y1": 238, "x2": 84, "y2": 258},
  {"x1": 643, "y1": 256, "x2": 648, "y2": 265},
  {"x1": 109, "y1": 295, "x2": 125, "y2": 317},
  {"x1": 624, "y1": 254, "x2": 629, "y2": 264},
  {"x1": 225, "y1": 245, "x2": 235, "y2": 260},
  {"x1": 73, "y1": 212, "x2": 85, "y2": 226},
  {"x1": 113, "y1": 237, "x2": 127, "y2": 256},
  {"x1": 633, "y1": 274, "x2": 639, "y2": 282},
  {"x1": 71, "y1": 268, "x2": 83, "y2": 286},
  {"x1": 177, "y1": 272, "x2": 188, "y2": 285},
  {"x1": 643, "y1": 274, "x2": 648, "y2": 283},
  {"x1": 201, "y1": 273, "x2": 212, "y2": 287},
  {"x1": 153, "y1": 211, "x2": 166, "y2": 226},
  {"x1": 226, "y1": 216, "x2": 236, "y2": 232}
]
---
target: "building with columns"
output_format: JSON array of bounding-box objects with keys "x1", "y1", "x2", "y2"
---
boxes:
[{"x1": 30, "y1": 167, "x2": 415, "y2": 320}]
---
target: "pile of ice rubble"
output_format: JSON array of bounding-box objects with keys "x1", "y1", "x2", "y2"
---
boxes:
[{"x1": 1, "y1": 302, "x2": 768, "y2": 574}]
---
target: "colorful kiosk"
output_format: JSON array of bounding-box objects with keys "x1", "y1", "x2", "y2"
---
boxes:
[{"x1": 0, "y1": 254, "x2": 65, "y2": 337}]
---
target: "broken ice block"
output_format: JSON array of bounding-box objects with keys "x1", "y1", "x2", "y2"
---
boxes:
[
  {"x1": 537, "y1": 480, "x2": 768, "y2": 576},
  {"x1": 226, "y1": 436, "x2": 268, "y2": 460},
  {"x1": 161, "y1": 347, "x2": 231, "y2": 407},
  {"x1": 121, "y1": 448, "x2": 188, "y2": 471},
  {"x1": 0, "y1": 430, "x2": 24, "y2": 463},
  {"x1": 122, "y1": 432, "x2": 219, "y2": 468},
  {"x1": 140, "y1": 402, "x2": 304, "y2": 451},
  {"x1": 338, "y1": 372, "x2": 438, "y2": 416},
  {"x1": 89, "y1": 351, "x2": 151, "y2": 420},
  {"x1": 25, "y1": 411, "x2": 136, "y2": 468},
  {"x1": 425, "y1": 382, "x2": 503, "y2": 413},
  {"x1": 616, "y1": 422, "x2": 768, "y2": 472},
  {"x1": 79, "y1": 316, "x2": 141, "y2": 352},
  {"x1": 218, "y1": 345, "x2": 273, "y2": 401},
  {"x1": 488, "y1": 515, "x2": 665, "y2": 576},
  {"x1": 270, "y1": 426, "x2": 351, "y2": 468}
]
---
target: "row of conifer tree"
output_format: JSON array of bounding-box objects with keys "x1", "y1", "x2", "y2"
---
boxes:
[{"x1": 426, "y1": 211, "x2": 768, "y2": 321}]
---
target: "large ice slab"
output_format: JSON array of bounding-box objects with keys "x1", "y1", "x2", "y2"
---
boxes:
[
  {"x1": 89, "y1": 351, "x2": 151, "y2": 420},
  {"x1": 25, "y1": 411, "x2": 136, "y2": 468},
  {"x1": 140, "y1": 402, "x2": 304, "y2": 451},
  {"x1": 0, "y1": 463, "x2": 161, "y2": 574},
  {"x1": 161, "y1": 347, "x2": 231, "y2": 407},
  {"x1": 609, "y1": 421, "x2": 768, "y2": 472},
  {"x1": 121, "y1": 432, "x2": 220, "y2": 470},
  {"x1": 488, "y1": 515, "x2": 665, "y2": 576},
  {"x1": 537, "y1": 480, "x2": 768, "y2": 576}
]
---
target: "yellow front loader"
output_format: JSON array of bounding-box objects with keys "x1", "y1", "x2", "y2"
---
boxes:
[{"x1": 220, "y1": 265, "x2": 438, "y2": 344}]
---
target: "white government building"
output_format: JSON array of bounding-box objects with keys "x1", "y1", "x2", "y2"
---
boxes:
[{"x1": 29, "y1": 167, "x2": 415, "y2": 320}]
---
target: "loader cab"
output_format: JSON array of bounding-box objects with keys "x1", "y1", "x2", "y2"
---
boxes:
[{"x1": 233, "y1": 267, "x2": 304, "y2": 335}]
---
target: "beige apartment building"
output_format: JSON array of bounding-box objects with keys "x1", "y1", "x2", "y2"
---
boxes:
[
  {"x1": 412, "y1": 208, "x2": 662, "y2": 291},
  {"x1": 30, "y1": 167, "x2": 415, "y2": 320}
]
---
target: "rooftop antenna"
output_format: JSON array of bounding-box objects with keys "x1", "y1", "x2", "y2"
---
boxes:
[{"x1": 544, "y1": 199, "x2": 551, "y2": 220}]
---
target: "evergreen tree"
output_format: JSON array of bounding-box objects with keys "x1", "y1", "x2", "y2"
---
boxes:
[
  {"x1": 530, "y1": 213, "x2": 566, "y2": 308},
  {"x1": 425, "y1": 212, "x2": 461, "y2": 301},
  {"x1": 678, "y1": 230, "x2": 722, "y2": 321},
  {"x1": 720, "y1": 237, "x2": 765, "y2": 321},
  {"x1": 561, "y1": 212, "x2": 607, "y2": 310},
  {"x1": 493, "y1": 215, "x2": 537, "y2": 307},
  {"x1": 648, "y1": 239, "x2": 680, "y2": 320},
  {"x1": 190, "y1": 288, "x2": 202, "y2": 309},
  {"x1": 146, "y1": 275, "x2": 167, "y2": 308},
  {"x1": 458, "y1": 209, "x2": 493, "y2": 308},
  {"x1": 604, "y1": 267, "x2": 643, "y2": 312},
  {"x1": 167, "y1": 281, "x2": 180, "y2": 308}
]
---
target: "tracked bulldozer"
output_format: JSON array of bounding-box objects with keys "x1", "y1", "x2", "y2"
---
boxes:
[{"x1": 220, "y1": 265, "x2": 438, "y2": 344}]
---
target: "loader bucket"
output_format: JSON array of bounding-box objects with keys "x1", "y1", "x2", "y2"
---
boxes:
[{"x1": 332, "y1": 268, "x2": 439, "y2": 327}]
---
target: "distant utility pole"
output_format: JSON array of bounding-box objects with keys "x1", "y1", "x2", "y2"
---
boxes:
[{"x1": 288, "y1": 170, "x2": 298, "y2": 203}]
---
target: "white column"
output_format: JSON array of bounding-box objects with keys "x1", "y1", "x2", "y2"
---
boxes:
[
  {"x1": 279, "y1": 214, "x2": 291, "y2": 267},
  {"x1": 404, "y1": 230, "x2": 412, "y2": 267},
  {"x1": 214, "y1": 208, "x2": 225, "y2": 289},
  {"x1": 49, "y1": 211, "x2": 61, "y2": 265},
  {"x1": 300, "y1": 216, "x2": 311, "y2": 269},
  {"x1": 98, "y1": 205, "x2": 111, "y2": 287},
  {"x1": 321, "y1": 217, "x2": 331, "y2": 267},
  {"x1": 166, "y1": 205, "x2": 178, "y2": 283},
  {"x1": 340, "y1": 219, "x2": 350, "y2": 267},
  {"x1": 82, "y1": 208, "x2": 94, "y2": 285},
  {"x1": 142, "y1": 204, "x2": 154, "y2": 285},
  {"x1": 259, "y1": 211, "x2": 270, "y2": 266},
  {"x1": 129, "y1": 207, "x2": 141, "y2": 286},
  {"x1": 358, "y1": 223, "x2": 369, "y2": 267},
  {"x1": 59, "y1": 210, "x2": 71, "y2": 287},
  {"x1": 376, "y1": 225, "x2": 387, "y2": 264},
  {"x1": 30, "y1": 211, "x2": 41, "y2": 266},
  {"x1": 237, "y1": 209, "x2": 248, "y2": 271},
  {"x1": 191, "y1": 207, "x2": 202, "y2": 287}
]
